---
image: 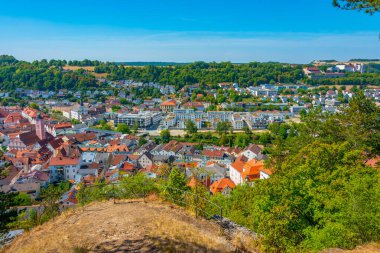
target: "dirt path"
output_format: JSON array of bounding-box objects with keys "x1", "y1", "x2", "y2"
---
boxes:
[{"x1": 5, "y1": 200, "x2": 237, "y2": 253}]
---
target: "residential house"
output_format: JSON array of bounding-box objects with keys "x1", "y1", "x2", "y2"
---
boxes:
[{"x1": 210, "y1": 178, "x2": 235, "y2": 195}]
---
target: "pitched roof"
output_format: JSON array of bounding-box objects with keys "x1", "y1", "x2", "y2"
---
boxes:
[
  {"x1": 49, "y1": 156, "x2": 79, "y2": 166},
  {"x1": 162, "y1": 140, "x2": 183, "y2": 153},
  {"x1": 241, "y1": 159, "x2": 264, "y2": 182},
  {"x1": 53, "y1": 122, "x2": 72, "y2": 130},
  {"x1": 210, "y1": 178, "x2": 235, "y2": 194},
  {"x1": 230, "y1": 155, "x2": 249, "y2": 173},
  {"x1": 202, "y1": 150, "x2": 226, "y2": 159},
  {"x1": 160, "y1": 100, "x2": 177, "y2": 106},
  {"x1": 121, "y1": 162, "x2": 135, "y2": 172},
  {"x1": 111, "y1": 154, "x2": 127, "y2": 166},
  {"x1": 68, "y1": 133, "x2": 97, "y2": 143},
  {"x1": 245, "y1": 144, "x2": 262, "y2": 156},
  {"x1": 18, "y1": 131, "x2": 42, "y2": 146},
  {"x1": 4, "y1": 112, "x2": 25, "y2": 124},
  {"x1": 260, "y1": 168, "x2": 273, "y2": 176},
  {"x1": 22, "y1": 107, "x2": 48, "y2": 119}
]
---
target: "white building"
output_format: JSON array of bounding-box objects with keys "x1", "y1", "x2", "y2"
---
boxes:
[{"x1": 114, "y1": 111, "x2": 162, "y2": 129}]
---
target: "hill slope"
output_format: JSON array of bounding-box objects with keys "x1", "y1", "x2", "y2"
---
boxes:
[{"x1": 5, "y1": 199, "x2": 249, "y2": 253}]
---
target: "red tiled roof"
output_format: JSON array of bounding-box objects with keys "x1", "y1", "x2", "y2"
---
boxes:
[
  {"x1": 203, "y1": 150, "x2": 225, "y2": 159},
  {"x1": 22, "y1": 107, "x2": 48, "y2": 119},
  {"x1": 4, "y1": 112, "x2": 25, "y2": 124},
  {"x1": 260, "y1": 168, "x2": 273, "y2": 175},
  {"x1": 121, "y1": 162, "x2": 135, "y2": 172},
  {"x1": 160, "y1": 100, "x2": 177, "y2": 106},
  {"x1": 54, "y1": 122, "x2": 72, "y2": 129},
  {"x1": 111, "y1": 154, "x2": 127, "y2": 166},
  {"x1": 366, "y1": 156, "x2": 380, "y2": 168},
  {"x1": 241, "y1": 159, "x2": 264, "y2": 181},
  {"x1": 230, "y1": 155, "x2": 248, "y2": 173},
  {"x1": 210, "y1": 178, "x2": 235, "y2": 194},
  {"x1": 49, "y1": 156, "x2": 79, "y2": 166}
]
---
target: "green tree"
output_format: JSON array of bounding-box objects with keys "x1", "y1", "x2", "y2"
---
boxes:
[
  {"x1": 29, "y1": 102, "x2": 39, "y2": 110},
  {"x1": 111, "y1": 105, "x2": 121, "y2": 112},
  {"x1": 162, "y1": 167, "x2": 189, "y2": 205},
  {"x1": 160, "y1": 129, "x2": 171, "y2": 143},
  {"x1": 116, "y1": 123, "x2": 131, "y2": 134},
  {"x1": 138, "y1": 136, "x2": 148, "y2": 146},
  {"x1": 234, "y1": 133, "x2": 251, "y2": 147},
  {"x1": 0, "y1": 192, "x2": 18, "y2": 234},
  {"x1": 119, "y1": 98, "x2": 128, "y2": 105},
  {"x1": 216, "y1": 94, "x2": 380, "y2": 252},
  {"x1": 333, "y1": 0, "x2": 380, "y2": 14},
  {"x1": 132, "y1": 121, "x2": 139, "y2": 134},
  {"x1": 70, "y1": 118, "x2": 81, "y2": 125},
  {"x1": 185, "y1": 119, "x2": 198, "y2": 134},
  {"x1": 216, "y1": 121, "x2": 232, "y2": 136}
]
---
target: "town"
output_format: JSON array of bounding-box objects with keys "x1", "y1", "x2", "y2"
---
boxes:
[
  {"x1": 0, "y1": 60, "x2": 379, "y2": 206},
  {"x1": 1, "y1": 58, "x2": 380, "y2": 251},
  {"x1": 2, "y1": 0, "x2": 380, "y2": 251}
]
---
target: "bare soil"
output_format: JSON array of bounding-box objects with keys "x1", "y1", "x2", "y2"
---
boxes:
[{"x1": 5, "y1": 199, "x2": 238, "y2": 253}]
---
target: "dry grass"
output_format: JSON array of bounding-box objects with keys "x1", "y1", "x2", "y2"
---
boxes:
[
  {"x1": 62, "y1": 65, "x2": 107, "y2": 78},
  {"x1": 321, "y1": 243, "x2": 380, "y2": 253},
  {"x1": 63, "y1": 66, "x2": 95, "y2": 72},
  {"x1": 5, "y1": 199, "x2": 238, "y2": 253}
]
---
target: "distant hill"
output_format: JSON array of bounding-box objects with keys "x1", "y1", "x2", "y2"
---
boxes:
[
  {"x1": 349, "y1": 59, "x2": 380, "y2": 62},
  {"x1": 116, "y1": 62, "x2": 189, "y2": 66}
]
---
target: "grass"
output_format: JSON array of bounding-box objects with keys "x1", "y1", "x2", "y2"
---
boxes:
[
  {"x1": 5, "y1": 199, "x2": 242, "y2": 253},
  {"x1": 71, "y1": 244, "x2": 90, "y2": 253},
  {"x1": 62, "y1": 65, "x2": 108, "y2": 78}
]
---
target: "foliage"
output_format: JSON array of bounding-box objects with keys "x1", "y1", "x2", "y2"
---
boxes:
[
  {"x1": 101, "y1": 61, "x2": 305, "y2": 90},
  {"x1": 234, "y1": 132, "x2": 252, "y2": 147},
  {"x1": 187, "y1": 183, "x2": 213, "y2": 218},
  {"x1": 185, "y1": 119, "x2": 198, "y2": 134},
  {"x1": 97, "y1": 120, "x2": 113, "y2": 131},
  {"x1": 161, "y1": 167, "x2": 189, "y2": 206},
  {"x1": 70, "y1": 118, "x2": 81, "y2": 125},
  {"x1": 116, "y1": 123, "x2": 131, "y2": 134},
  {"x1": 306, "y1": 72, "x2": 380, "y2": 85},
  {"x1": 0, "y1": 55, "x2": 18, "y2": 65},
  {"x1": 216, "y1": 121, "x2": 232, "y2": 136},
  {"x1": 0, "y1": 60, "x2": 99, "y2": 91},
  {"x1": 212, "y1": 93, "x2": 380, "y2": 252},
  {"x1": 1, "y1": 58, "x2": 379, "y2": 93},
  {"x1": 111, "y1": 105, "x2": 121, "y2": 112},
  {"x1": 0, "y1": 192, "x2": 19, "y2": 234},
  {"x1": 10, "y1": 182, "x2": 71, "y2": 231},
  {"x1": 132, "y1": 121, "x2": 139, "y2": 134},
  {"x1": 333, "y1": 0, "x2": 380, "y2": 14},
  {"x1": 138, "y1": 136, "x2": 148, "y2": 146},
  {"x1": 366, "y1": 63, "x2": 380, "y2": 74},
  {"x1": 29, "y1": 102, "x2": 39, "y2": 110},
  {"x1": 118, "y1": 173, "x2": 158, "y2": 199},
  {"x1": 78, "y1": 174, "x2": 158, "y2": 205},
  {"x1": 13, "y1": 192, "x2": 32, "y2": 206},
  {"x1": 160, "y1": 129, "x2": 171, "y2": 143}
]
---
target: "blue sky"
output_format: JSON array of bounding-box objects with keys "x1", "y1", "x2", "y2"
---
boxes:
[{"x1": 0, "y1": 0, "x2": 379, "y2": 63}]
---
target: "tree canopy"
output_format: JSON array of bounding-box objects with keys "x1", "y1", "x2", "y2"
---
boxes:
[
  {"x1": 211, "y1": 93, "x2": 380, "y2": 252},
  {"x1": 333, "y1": 0, "x2": 380, "y2": 14}
]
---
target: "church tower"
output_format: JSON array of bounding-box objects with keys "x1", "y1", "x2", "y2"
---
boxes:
[{"x1": 35, "y1": 113, "x2": 46, "y2": 140}]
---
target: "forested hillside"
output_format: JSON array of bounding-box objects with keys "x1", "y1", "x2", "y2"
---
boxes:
[
  {"x1": 0, "y1": 56, "x2": 98, "y2": 91},
  {"x1": 96, "y1": 61, "x2": 305, "y2": 89},
  {"x1": 210, "y1": 93, "x2": 380, "y2": 252},
  {"x1": 2, "y1": 55, "x2": 380, "y2": 92}
]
